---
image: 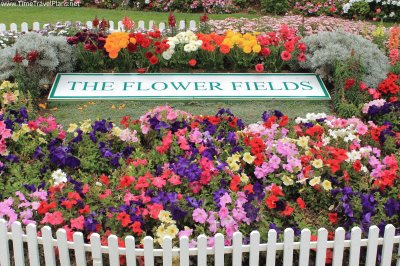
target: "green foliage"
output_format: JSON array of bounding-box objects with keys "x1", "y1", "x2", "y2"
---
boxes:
[
  {"x1": 349, "y1": 1, "x2": 370, "y2": 19},
  {"x1": 260, "y1": 0, "x2": 289, "y2": 15}
]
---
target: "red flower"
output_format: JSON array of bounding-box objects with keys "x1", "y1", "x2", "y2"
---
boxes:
[
  {"x1": 271, "y1": 184, "x2": 284, "y2": 197},
  {"x1": 27, "y1": 50, "x2": 39, "y2": 63},
  {"x1": 359, "y1": 82, "x2": 368, "y2": 91},
  {"x1": 12, "y1": 51, "x2": 23, "y2": 63},
  {"x1": 255, "y1": 63, "x2": 264, "y2": 72},
  {"x1": 200, "y1": 12, "x2": 209, "y2": 23},
  {"x1": 260, "y1": 47, "x2": 271, "y2": 56},
  {"x1": 353, "y1": 160, "x2": 362, "y2": 173},
  {"x1": 137, "y1": 68, "x2": 147, "y2": 73},
  {"x1": 296, "y1": 197, "x2": 306, "y2": 209},
  {"x1": 117, "y1": 212, "x2": 131, "y2": 227},
  {"x1": 131, "y1": 221, "x2": 142, "y2": 235},
  {"x1": 328, "y1": 213, "x2": 338, "y2": 224},
  {"x1": 189, "y1": 59, "x2": 197, "y2": 67},
  {"x1": 265, "y1": 195, "x2": 278, "y2": 209},
  {"x1": 145, "y1": 51, "x2": 153, "y2": 59},
  {"x1": 168, "y1": 12, "x2": 176, "y2": 27},
  {"x1": 281, "y1": 204, "x2": 294, "y2": 216},
  {"x1": 119, "y1": 175, "x2": 135, "y2": 188},
  {"x1": 127, "y1": 43, "x2": 137, "y2": 53},
  {"x1": 281, "y1": 50, "x2": 291, "y2": 61},
  {"x1": 92, "y1": 16, "x2": 99, "y2": 28},
  {"x1": 344, "y1": 78, "x2": 356, "y2": 90},
  {"x1": 297, "y1": 53, "x2": 306, "y2": 62},
  {"x1": 149, "y1": 56, "x2": 158, "y2": 65},
  {"x1": 298, "y1": 43, "x2": 307, "y2": 52},
  {"x1": 230, "y1": 175, "x2": 240, "y2": 192},
  {"x1": 38, "y1": 201, "x2": 57, "y2": 214}
]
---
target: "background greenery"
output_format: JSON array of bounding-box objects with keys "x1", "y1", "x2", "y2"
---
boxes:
[{"x1": 0, "y1": 7, "x2": 258, "y2": 25}]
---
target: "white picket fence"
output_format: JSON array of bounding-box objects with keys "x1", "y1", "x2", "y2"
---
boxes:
[
  {"x1": 0, "y1": 19, "x2": 198, "y2": 33},
  {"x1": 0, "y1": 219, "x2": 399, "y2": 266}
]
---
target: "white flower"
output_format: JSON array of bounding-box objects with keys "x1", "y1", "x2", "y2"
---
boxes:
[
  {"x1": 52, "y1": 169, "x2": 67, "y2": 185},
  {"x1": 162, "y1": 50, "x2": 173, "y2": 60}
]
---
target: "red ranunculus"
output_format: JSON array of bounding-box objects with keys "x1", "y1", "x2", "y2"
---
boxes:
[
  {"x1": 189, "y1": 59, "x2": 197, "y2": 67},
  {"x1": 149, "y1": 56, "x2": 158, "y2": 65},
  {"x1": 344, "y1": 78, "x2": 356, "y2": 90},
  {"x1": 255, "y1": 63, "x2": 264, "y2": 72},
  {"x1": 281, "y1": 50, "x2": 291, "y2": 61}
]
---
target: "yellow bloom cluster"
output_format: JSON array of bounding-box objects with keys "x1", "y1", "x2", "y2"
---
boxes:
[
  {"x1": 104, "y1": 32, "x2": 133, "y2": 59},
  {"x1": 222, "y1": 31, "x2": 261, "y2": 54},
  {"x1": 155, "y1": 210, "x2": 179, "y2": 246}
]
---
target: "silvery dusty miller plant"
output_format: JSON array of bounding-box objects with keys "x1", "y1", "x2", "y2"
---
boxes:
[
  {"x1": 299, "y1": 31, "x2": 389, "y2": 87},
  {"x1": 0, "y1": 32, "x2": 76, "y2": 92}
]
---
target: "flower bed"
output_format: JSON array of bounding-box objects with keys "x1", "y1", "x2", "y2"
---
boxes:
[{"x1": 0, "y1": 80, "x2": 399, "y2": 255}]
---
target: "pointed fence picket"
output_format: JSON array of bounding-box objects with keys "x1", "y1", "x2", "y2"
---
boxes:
[
  {"x1": 0, "y1": 219, "x2": 399, "y2": 266},
  {"x1": 0, "y1": 20, "x2": 198, "y2": 33}
]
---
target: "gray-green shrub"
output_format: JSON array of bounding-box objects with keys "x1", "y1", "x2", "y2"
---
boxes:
[
  {"x1": 0, "y1": 33, "x2": 76, "y2": 95},
  {"x1": 299, "y1": 31, "x2": 389, "y2": 87}
]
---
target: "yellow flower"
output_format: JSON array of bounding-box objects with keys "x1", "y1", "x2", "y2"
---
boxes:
[
  {"x1": 321, "y1": 180, "x2": 332, "y2": 191},
  {"x1": 111, "y1": 126, "x2": 122, "y2": 137},
  {"x1": 242, "y1": 152, "x2": 255, "y2": 164},
  {"x1": 231, "y1": 153, "x2": 241, "y2": 162},
  {"x1": 305, "y1": 149, "x2": 312, "y2": 157},
  {"x1": 243, "y1": 45, "x2": 252, "y2": 54},
  {"x1": 156, "y1": 224, "x2": 166, "y2": 237},
  {"x1": 67, "y1": 123, "x2": 78, "y2": 133},
  {"x1": 309, "y1": 176, "x2": 321, "y2": 186},
  {"x1": 240, "y1": 173, "x2": 249, "y2": 184},
  {"x1": 165, "y1": 224, "x2": 179, "y2": 238},
  {"x1": 0, "y1": 81, "x2": 11, "y2": 90},
  {"x1": 11, "y1": 132, "x2": 20, "y2": 142},
  {"x1": 20, "y1": 124, "x2": 30, "y2": 134},
  {"x1": 297, "y1": 136, "x2": 309, "y2": 148},
  {"x1": 226, "y1": 157, "x2": 234, "y2": 165},
  {"x1": 312, "y1": 159, "x2": 323, "y2": 169},
  {"x1": 129, "y1": 37, "x2": 137, "y2": 44},
  {"x1": 158, "y1": 210, "x2": 172, "y2": 223},
  {"x1": 80, "y1": 119, "x2": 92, "y2": 133},
  {"x1": 252, "y1": 44, "x2": 261, "y2": 53},
  {"x1": 229, "y1": 163, "x2": 240, "y2": 172},
  {"x1": 281, "y1": 175, "x2": 294, "y2": 186}
]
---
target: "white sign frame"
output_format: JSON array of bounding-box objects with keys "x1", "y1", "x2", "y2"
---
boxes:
[{"x1": 48, "y1": 73, "x2": 331, "y2": 100}]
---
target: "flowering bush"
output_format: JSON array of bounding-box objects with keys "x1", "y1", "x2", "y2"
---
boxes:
[
  {"x1": 0, "y1": 89, "x2": 398, "y2": 261},
  {"x1": 342, "y1": 0, "x2": 400, "y2": 22}
]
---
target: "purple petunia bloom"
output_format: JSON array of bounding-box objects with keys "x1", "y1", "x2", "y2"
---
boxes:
[{"x1": 384, "y1": 198, "x2": 400, "y2": 217}]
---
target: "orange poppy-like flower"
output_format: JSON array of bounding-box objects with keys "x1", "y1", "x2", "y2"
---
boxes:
[
  {"x1": 219, "y1": 44, "x2": 230, "y2": 54},
  {"x1": 104, "y1": 32, "x2": 130, "y2": 59}
]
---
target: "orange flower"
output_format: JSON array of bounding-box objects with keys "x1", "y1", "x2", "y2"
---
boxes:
[{"x1": 219, "y1": 44, "x2": 230, "y2": 54}]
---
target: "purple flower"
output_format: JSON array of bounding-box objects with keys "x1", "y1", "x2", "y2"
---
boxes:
[{"x1": 384, "y1": 198, "x2": 400, "y2": 217}]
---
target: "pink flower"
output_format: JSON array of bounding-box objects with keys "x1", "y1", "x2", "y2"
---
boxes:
[
  {"x1": 70, "y1": 215, "x2": 84, "y2": 230},
  {"x1": 218, "y1": 207, "x2": 229, "y2": 219},
  {"x1": 219, "y1": 193, "x2": 232, "y2": 207},
  {"x1": 3, "y1": 92, "x2": 17, "y2": 105},
  {"x1": 192, "y1": 208, "x2": 207, "y2": 224},
  {"x1": 151, "y1": 176, "x2": 166, "y2": 188}
]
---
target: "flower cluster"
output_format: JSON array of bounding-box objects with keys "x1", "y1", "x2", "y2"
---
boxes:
[{"x1": 0, "y1": 99, "x2": 398, "y2": 254}]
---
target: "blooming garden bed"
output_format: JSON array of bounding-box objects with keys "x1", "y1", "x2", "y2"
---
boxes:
[{"x1": 0, "y1": 12, "x2": 399, "y2": 265}]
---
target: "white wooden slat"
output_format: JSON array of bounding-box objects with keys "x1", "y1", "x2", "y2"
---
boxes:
[
  {"x1": 214, "y1": 233, "x2": 224, "y2": 266},
  {"x1": 90, "y1": 233, "x2": 103, "y2": 266},
  {"x1": 118, "y1": 21, "x2": 123, "y2": 31},
  {"x1": 108, "y1": 235, "x2": 120, "y2": 266},
  {"x1": 162, "y1": 236, "x2": 172, "y2": 266},
  {"x1": 349, "y1": 227, "x2": 362, "y2": 266},
  {"x1": 10, "y1": 23, "x2": 17, "y2": 32},
  {"x1": 0, "y1": 23, "x2": 6, "y2": 32},
  {"x1": 149, "y1": 20, "x2": 154, "y2": 30},
  {"x1": 332, "y1": 227, "x2": 345, "y2": 266},
  {"x1": 86, "y1": 21, "x2": 93, "y2": 29},
  {"x1": 0, "y1": 220, "x2": 10, "y2": 266},
  {"x1": 26, "y1": 224, "x2": 40, "y2": 266},
  {"x1": 109, "y1": 21, "x2": 115, "y2": 31},
  {"x1": 397, "y1": 240, "x2": 400, "y2": 266},
  {"x1": 33, "y1": 22, "x2": 40, "y2": 31},
  {"x1": 197, "y1": 235, "x2": 207, "y2": 266},
  {"x1": 299, "y1": 229, "x2": 311, "y2": 265},
  {"x1": 11, "y1": 222, "x2": 24, "y2": 266},
  {"x1": 179, "y1": 20, "x2": 185, "y2": 30},
  {"x1": 73, "y1": 232, "x2": 87, "y2": 265},
  {"x1": 56, "y1": 229, "x2": 71, "y2": 266},
  {"x1": 21, "y1": 22, "x2": 28, "y2": 32},
  {"x1": 266, "y1": 230, "x2": 277, "y2": 266},
  {"x1": 249, "y1": 231, "x2": 260, "y2": 266},
  {"x1": 282, "y1": 228, "x2": 294, "y2": 266},
  {"x1": 189, "y1": 20, "x2": 196, "y2": 31},
  {"x1": 365, "y1": 226, "x2": 379, "y2": 266},
  {"x1": 138, "y1": 20, "x2": 145, "y2": 30},
  {"x1": 179, "y1": 236, "x2": 189, "y2": 266},
  {"x1": 42, "y1": 226, "x2": 57, "y2": 266},
  {"x1": 315, "y1": 228, "x2": 328, "y2": 266},
  {"x1": 125, "y1": 236, "x2": 136, "y2": 266},
  {"x1": 144, "y1": 236, "x2": 154, "y2": 266},
  {"x1": 159, "y1": 22, "x2": 166, "y2": 31},
  {"x1": 232, "y1": 232, "x2": 243, "y2": 266},
  {"x1": 380, "y1": 224, "x2": 395, "y2": 266}
]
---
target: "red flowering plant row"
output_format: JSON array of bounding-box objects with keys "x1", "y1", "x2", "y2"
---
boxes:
[
  {"x1": 0, "y1": 84, "x2": 399, "y2": 265},
  {"x1": 67, "y1": 18, "x2": 307, "y2": 73}
]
